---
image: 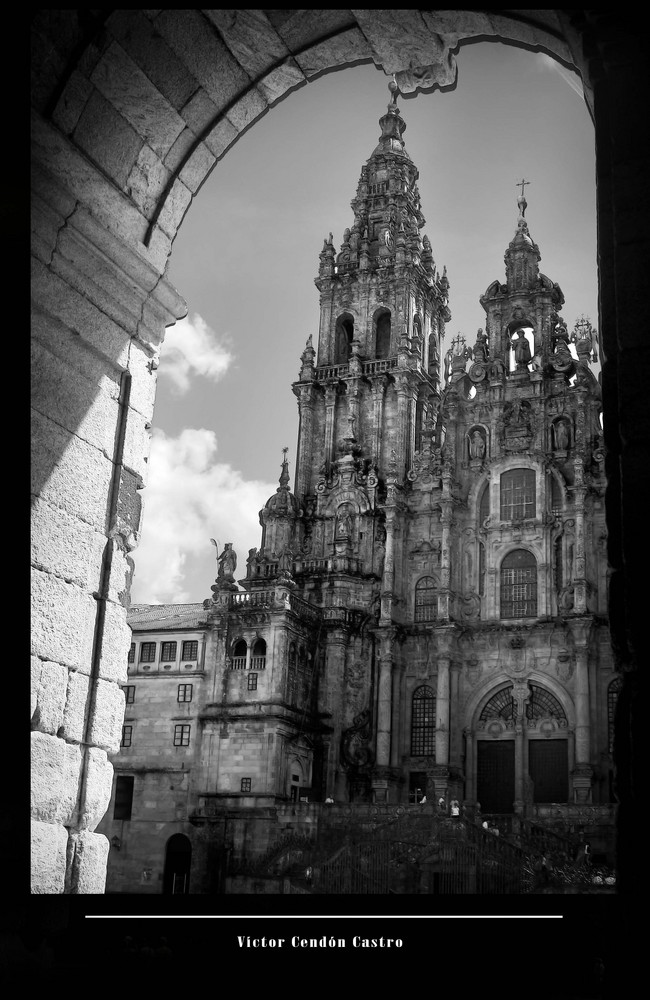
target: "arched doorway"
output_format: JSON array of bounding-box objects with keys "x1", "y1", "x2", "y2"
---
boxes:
[
  {"x1": 162, "y1": 834, "x2": 192, "y2": 895},
  {"x1": 475, "y1": 682, "x2": 570, "y2": 814}
]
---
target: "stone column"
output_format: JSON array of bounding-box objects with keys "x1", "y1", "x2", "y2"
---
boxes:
[
  {"x1": 323, "y1": 383, "x2": 338, "y2": 473},
  {"x1": 572, "y1": 459, "x2": 588, "y2": 613},
  {"x1": 294, "y1": 383, "x2": 316, "y2": 499},
  {"x1": 439, "y1": 481, "x2": 453, "y2": 619},
  {"x1": 372, "y1": 629, "x2": 398, "y2": 802},
  {"x1": 380, "y1": 504, "x2": 397, "y2": 622},
  {"x1": 463, "y1": 728, "x2": 475, "y2": 803},
  {"x1": 395, "y1": 373, "x2": 410, "y2": 480},
  {"x1": 512, "y1": 680, "x2": 529, "y2": 815},
  {"x1": 572, "y1": 641, "x2": 593, "y2": 802},
  {"x1": 371, "y1": 376, "x2": 387, "y2": 465},
  {"x1": 434, "y1": 654, "x2": 451, "y2": 778}
]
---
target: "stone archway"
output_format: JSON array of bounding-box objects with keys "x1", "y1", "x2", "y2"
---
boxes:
[{"x1": 31, "y1": 10, "x2": 645, "y2": 900}]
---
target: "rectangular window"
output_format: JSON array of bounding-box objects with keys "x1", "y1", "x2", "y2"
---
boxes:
[
  {"x1": 113, "y1": 775, "x2": 134, "y2": 820},
  {"x1": 500, "y1": 469, "x2": 536, "y2": 521},
  {"x1": 241, "y1": 778, "x2": 251, "y2": 792},
  {"x1": 128, "y1": 643, "x2": 135, "y2": 663},
  {"x1": 121, "y1": 725, "x2": 132, "y2": 748},
  {"x1": 139, "y1": 642, "x2": 156, "y2": 663},
  {"x1": 182, "y1": 640, "x2": 199, "y2": 660},
  {"x1": 177, "y1": 683, "x2": 193, "y2": 703},
  {"x1": 161, "y1": 641, "x2": 177, "y2": 661},
  {"x1": 501, "y1": 565, "x2": 537, "y2": 618},
  {"x1": 122, "y1": 685, "x2": 135, "y2": 705},
  {"x1": 173, "y1": 724, "x2": 191, "y2": 747},
  {"x1": 247, "y1": 673, "x2": 258, "y2": 691}
]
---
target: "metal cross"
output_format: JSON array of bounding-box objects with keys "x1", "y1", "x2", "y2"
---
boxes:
[{"x1": 516, "y1": 178, "x2": 530, "y2": 199}]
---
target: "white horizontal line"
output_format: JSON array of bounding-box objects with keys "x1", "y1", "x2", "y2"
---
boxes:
[{"x1": 86, "y1": 914, "x2": 562, "y2": 920}]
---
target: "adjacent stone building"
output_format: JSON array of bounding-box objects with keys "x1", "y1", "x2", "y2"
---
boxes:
[{"x1": 98, "y1": 88, "x2": 616, "y2": 894}]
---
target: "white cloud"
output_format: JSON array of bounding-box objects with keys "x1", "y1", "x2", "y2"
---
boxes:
[
  {"x1": 158, "y1": 313, "x2": 234, "y2": 394},
  {"x1": 130, "y1": 427, "x2": 277, "y2": 604}
]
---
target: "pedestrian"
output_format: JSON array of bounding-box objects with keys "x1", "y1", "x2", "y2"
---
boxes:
[
  {"x1": 450, "y1": 799, "x2": 460, "y2": 817},
  {"x1": 438, "y1": 796, "x2": 446, "y2": 811},
  {"x1": 305, "y1": 866, "x2": 313, "y2": 884},
  {"x1": 583, "y1": 842, "x2": 591, "y2": 866}
]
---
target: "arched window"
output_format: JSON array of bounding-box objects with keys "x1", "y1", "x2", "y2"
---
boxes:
[
  {"x1": 375, "y1": 310, "x2": 391, "y2": 358},
  {"x1": 411, "y1": 685, "x2": 435, "y2": 755},
  {"x1": 501, "y1": 549, "x2": 537, "y2": 619},
  {"x1": 478, "y1": 482, "x2": 490, "y2": 526},
  {"x1": 232, "y1": 638, "x2": 247, "y2": 669},
  {"x1": 415, "y1": 576, "x2": 437, "y2": 622},
  {"x1": 335, "y1": 314, "x2": 354, "y2": 363},
  {"x1": 526, "y1": 684, "x2": 566, "y2": 721},
  {"x1": 607, "y1": 676, "x2": 622, "y2": 755},
  {"x1": 500, "y1": 469, "x2": 536, "y2": 521},
  {"x1": 251, "y1": 638, "x2": 266, "y2": 669},
  {"x1": 480, "y1": 685, "x2": 517, "y2": 722}
]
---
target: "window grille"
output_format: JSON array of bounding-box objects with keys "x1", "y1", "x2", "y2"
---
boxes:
[
  {"x1": 248, "y1": 673, "x2": 258, "y2": 691},
  {"x1": 139, "y1": 642, "x2": 156, "y2": 662},
  {"x1": 241, "y1": 777, "x2": 251, "y2": 792},
  {"x1": 122, "y1": 685, "x2": 135, "y2": 705},
  {"x1": 411, "y1": 685, "x2": 436, "y2": 755},
  {"x1": 121, "y1": 725, "x2": 133, "y2": 747},
  {"x1": 161, "y1": 641, "x2": 177, "y2": 661},
  {"x1": 177, "y1": 683, "x2": 193, "y2": 703},
  {"x1": 480, "y1": 686, "x2": 517, "y2": 722},
  {"x1": 415, "y1": 577, "x2": 437, "y2": 622},
  {"x1": 173, "y1": 724, "x2": 191, "y2": 747},
  {"x1": 500, "y1": 469, "x2": 536, "y2": 521},
  {"x1": 182, "y1": 640, "x2": 198, "y2": 660},
  {"x1": 128, "y1": 643, "x2": 135, "y2": 663},
  {"x1": 501, "y1": 549, "x2": 537, "y2": 618},
  {"x1": 526, "y1": 684, "x2": 566, "y2": 721}
]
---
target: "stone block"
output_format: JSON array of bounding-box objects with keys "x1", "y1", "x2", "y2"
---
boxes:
[
  {"x1": 224, "y1": 88, "x2": 268, "y2": 134},
  {"x1": 295, "y1": 30, "x2": 372, "y2": 77},
  {"x1": 79, "y1": 748, "x2": 114, "y2": 831},
  {"x1": 31, "y1": 657, "x2": 68, "y2": 735},
  {"x1": 31, "y1": 820, "x2": 69, "y2": 894},
  {"x1": 126, "y1": 142, "x2": 172, "y2": 219},
  {"x1": 178, "y1": 141, "x2": 217, "y2": 194},
  {"x1": 202, "y1": 115, "x2": 239, "y2": 160},
  {"x1": 30, "y1": 568, "x2": 96, "y2": 669},
  {"x1": 164, "y1": 127, "x2": 197, "y2": 175},
  {"x1": 73, "y1": 90, "x2": 144, "y2": 190},
  {"x1": 31, "y1": 497, "x2": 105, "y2": 591},
  {"x1": 94, "y1": 599, "x2": 133, "y2": 683},
  {"x1": 257, "y1": 60, "x2": 306, "y2": 106},
  {"x1": 91, "y1": 42, "x2": 186, "y2": 159},
  {"x1": 61, "y1": 668, "x2": 90, "y2": 743},
  {"x1": 52, "y1": 68, "x2": 94, "y2": 135},
  {"x1": 31, "y1": 336, "x2": 121, "y2": 455},
  {"x1": 107, "y1": 10, "x2": 198, "y2": 111},
  {"x1": 120, "y1": 337, "x2": 158, "y2": 423},
  {"x1": 156, "y1": 177, "x2": 192, "y2": 241},
  {"x1": 31, "y1": 409, "x2": 113, "y2": 527},
  {"x1": 66, "y1": 831, "x2": 109, "y2": 893},
  {"x1": 155, "y1": 9, "x2": 249, "y2": 108},
  {"x1": 31, "y1": 264, "x2": 133, "y2": 371},
  {"x1": 31, "y1": 731, "x2": 82, "y2": 825},
  {"x1": 269, "y1": 10, "x2": 356, "y2": 52},
  {"x1": 88, "y1": 678, "x2": 126, "y2": 752},
  {"x1": 204, "y1": 9, "x2": 289, "y2": 75}
]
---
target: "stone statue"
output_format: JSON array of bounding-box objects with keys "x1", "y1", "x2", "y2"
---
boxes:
[
  {"x1": 469, "y1": 430, "x2": 486, "y2": 460},
  {"x1": 554, "y1": 418, "x2": 570, "y2": 451},
  {"x1": 472, "y1": 328, "x2": 489, "y2": 363},
  {"x1": 511, "y1": 329, "x2": 532, "y2": 368},
  {"x1": 217, "y1": 542, "x2": 237, "y2": 582}
]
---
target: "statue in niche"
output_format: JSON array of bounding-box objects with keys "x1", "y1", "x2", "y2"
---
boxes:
[
  {"x1": 510, "y1": 329, "x2": 532, "y2": 368},
  {"x1": 554, "y1": 418, "x2": 570, "y2": 451},
  {"x1": 469, "y1": 430, "x2": 486, "y2": 460},
  {"x1": 336, "y1": 504, "x2": 353, "y2": 538}
]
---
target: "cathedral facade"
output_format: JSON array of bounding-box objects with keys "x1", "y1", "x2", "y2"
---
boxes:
[{"x1": 99, "y1": 89, "x2": 616, "y2": 894}]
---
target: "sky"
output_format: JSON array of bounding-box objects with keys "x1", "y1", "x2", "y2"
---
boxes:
[{"x1": 129, "y1": 42, "x2": 597, "y2": 607}]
